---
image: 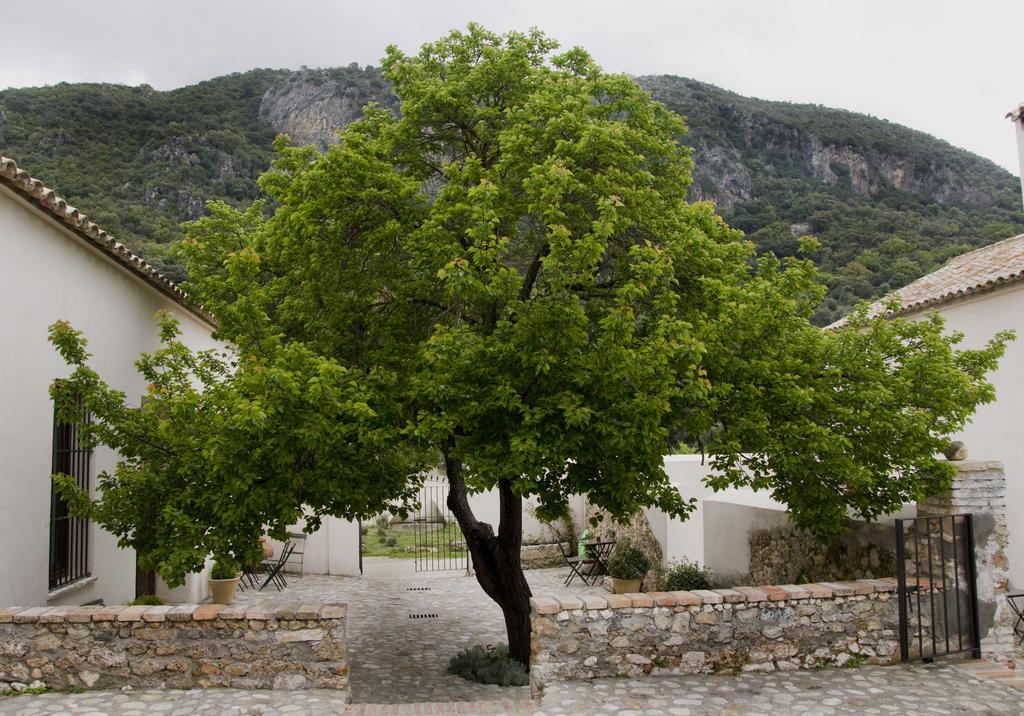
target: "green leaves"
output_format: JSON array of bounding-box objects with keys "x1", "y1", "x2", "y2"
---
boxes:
[
  {"x1": 700, "y1": 294, "x2": 1014, "y2": 540},
  {"x1": 180, "y1": 26, "x2": 1010, "y2": 539},
  {"x1": 47, "y1": 25, "x2": 1015, "y2": 585},
  {"x1": 48, "y1": 314, "x2": 422, "y2": 586}
]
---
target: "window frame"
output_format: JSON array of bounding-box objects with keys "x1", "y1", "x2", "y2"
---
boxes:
[{"x1": 48, "y1": 392, "x2": 92, "y2": 591}]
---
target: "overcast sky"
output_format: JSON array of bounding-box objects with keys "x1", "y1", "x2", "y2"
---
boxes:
[{"x1": 3, "y1": 0, "x2": 1022, "y2": 173}]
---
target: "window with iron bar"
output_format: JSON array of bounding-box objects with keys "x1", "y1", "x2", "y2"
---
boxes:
[{"x1": 49, "y1": 392, "x2": 92, "y2": 591}]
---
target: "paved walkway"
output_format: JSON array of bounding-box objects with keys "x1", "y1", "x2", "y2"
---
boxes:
[
  {"x1": 232, "y1": 557, "x2": 605, "y2": 704},
  {"x1": 2, "y1": 661, "x2": 1023, "y2": 714}
]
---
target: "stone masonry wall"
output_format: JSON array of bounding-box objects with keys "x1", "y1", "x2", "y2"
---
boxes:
[
  {"x1": 0, "y1": 602, "x2": 349, "y2": 694},
  {"x1": 748, "y1": 521, "x2": 896, "y2": 585},
  {"x1": 918, "y1": 460, "x2": 1015, "y2": 666},
  {"x1": 530, "y1": 579, "x2": 900, "y2": 687}
]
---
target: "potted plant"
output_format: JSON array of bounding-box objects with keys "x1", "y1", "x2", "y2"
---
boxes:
[
  {"x1": 208, "y1": 556, "x2": 241, "y2": 605},
  {"x1": 607, "y1": 541, "x2": 650, "y2": 594}
]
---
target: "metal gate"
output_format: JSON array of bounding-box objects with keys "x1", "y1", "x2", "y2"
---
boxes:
[
  {"x1": 895, "y1": 514, "x2": 981, "y2": 662},
  {"x1": 413, "y1": 479, "x2": 469, "y2": 572}
]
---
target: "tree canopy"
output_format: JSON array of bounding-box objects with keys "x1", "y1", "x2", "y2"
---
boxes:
[
  {"x1": 49, "y1": 312, "x2": 420, "y2": 581},
  {"x1": 49, "y1": 25, "x2": 1012, "y2": 665}
]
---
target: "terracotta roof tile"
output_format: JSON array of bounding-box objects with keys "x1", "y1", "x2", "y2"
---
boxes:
[
  {"x1": 0, "y1": 155, "x2": 213, "y2": 326},
  {"x1": 829, "y1": 233, "x2": 1024, "y2": 328}
]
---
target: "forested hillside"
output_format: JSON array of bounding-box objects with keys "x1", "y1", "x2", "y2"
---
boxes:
[
  {"x1": 1, "y1": 67, "x2": 1020, "y2": 322},
  {"x1": 644, "y1": 77, "x2": 1024, "y2": 322}
]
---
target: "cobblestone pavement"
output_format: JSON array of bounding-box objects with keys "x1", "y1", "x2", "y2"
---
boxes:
[
  {"x1": 231, "y1": 557, "x2": 606, "y2": 704},
  {"x1": 2, "y1": 661, "x2": 1023, "y2": 714}
]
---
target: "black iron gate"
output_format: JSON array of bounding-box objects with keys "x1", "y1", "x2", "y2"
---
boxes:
[
  {"x1": 413, "y1": 479, "x2": 469, "y2": 572},
  {"x1": 895, "y1": 514, "x2": 981, "y2": 662}
]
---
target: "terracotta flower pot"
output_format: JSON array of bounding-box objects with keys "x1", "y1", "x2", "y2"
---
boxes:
[
  {"x1": 611, "y1": 577, "x2": 641, "y2": 594},
  {"x1": 208, "y1": 576, "x2": 240, "y2": 605}
]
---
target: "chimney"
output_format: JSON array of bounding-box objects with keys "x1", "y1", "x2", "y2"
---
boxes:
[{"x1": 1009, "y1": 103, "x2": 1024, "y2": 212}]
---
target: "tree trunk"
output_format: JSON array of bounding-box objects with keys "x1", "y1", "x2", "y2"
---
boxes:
[{"x1": 443, "y1": 449, "x2": 533, "y2": 667}]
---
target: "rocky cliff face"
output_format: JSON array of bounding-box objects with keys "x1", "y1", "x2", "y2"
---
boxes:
[
  {"x1": 259, "y1": 66, "x2": 398, "y2": 150},
  {"x1": 637, "y1": 75, "x2": 1013, "y2": 211},
  {"x1": 257, "y1": 69, "x2": 1012, "y2": 214}
]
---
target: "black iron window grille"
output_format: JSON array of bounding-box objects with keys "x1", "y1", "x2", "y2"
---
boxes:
[{"x1": 48, "y1": 394, "x2": 92, "y2": 590}]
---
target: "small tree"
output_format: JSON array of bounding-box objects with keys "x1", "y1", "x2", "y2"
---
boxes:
[{"x1": 49, "y1": 26, "x2": 1011, "y2": 666}]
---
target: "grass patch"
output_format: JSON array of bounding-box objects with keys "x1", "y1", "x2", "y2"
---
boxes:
[
  {"x1": 1, "y1": 686, "x2": 50, "y2": 697},
  {"x1": 448, "y1": 644, "x2": 529, "y2": 686},
  {"x1": 129, "y1": 594, "x2": 164, "y2": 606},
  {"x1": 362, "y1": 523, "x2": 467, "y2": 559}
]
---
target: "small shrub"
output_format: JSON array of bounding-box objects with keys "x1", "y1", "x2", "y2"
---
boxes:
[
  {"x1": 607, "y1": 540, "x2": 650, "y2": 580},
  {"x1": 448, "y1": 644, "x2": 529, "y2": 686},
  {"x1": 844, "y1": 654, "x2": 867, "y2": 668},
  {"x1": 374, "y1": 514, "x2": 391, "y2": 530},
  {"x1": 210, "y1": 558, "x2": 239, "y2": 580},
  {"x1": 661, "y1": 560, "x2": 713, "y2": 591},
  {"x1": 130, "y1": 594, "x2": 164, "y2": 606},
  {"x1": 386, "y1": 536, "x2": 398, "y2": 547}
]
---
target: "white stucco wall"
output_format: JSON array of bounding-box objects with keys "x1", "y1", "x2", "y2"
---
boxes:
[
  {"x1": 0, "y1": 186, "x2": 219, "y2": 607},
  {"x1": 905, "y1": 285, "x2": 1024, "y2": 588},
  {"x1": 467, "y1": 489, "x2": 588, "y2": 544},
  {"x1": 651, "y1": 455, "x2": 913, "y2": 581},
  {"x1": 650, "y1": 455, "x2": 791, "y2": 573},
  {"x1": 265, "y1": 515, "x2": 362, "y2": 578},
  {"x1": 1010, "y1": 106, "x2": 1024, "y2": 210}
]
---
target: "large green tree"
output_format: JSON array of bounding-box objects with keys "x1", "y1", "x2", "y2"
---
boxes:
[{"x1": 50, "y1": 26, "x2": 1011, "y2": 666}]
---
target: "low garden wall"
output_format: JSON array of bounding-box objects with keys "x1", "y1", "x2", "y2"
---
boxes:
[
  {"x1": 748, "y1": 522, "x2": 897, "y2": 585},
  {"x1": 0, "y1": 602, "x2": 349, "y2": 693},
  {"x1": 530, "y1": 579, "x2": 900, "y2": 686}
]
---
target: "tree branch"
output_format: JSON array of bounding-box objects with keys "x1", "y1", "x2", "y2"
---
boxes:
[{"x1": 520, "y1": 244, "x2": 550, "y2": 302}]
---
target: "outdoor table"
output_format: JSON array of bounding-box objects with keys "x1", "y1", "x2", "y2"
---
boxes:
[{"x1": 583, "y1": 540, "x2": 616, "y2": 583}]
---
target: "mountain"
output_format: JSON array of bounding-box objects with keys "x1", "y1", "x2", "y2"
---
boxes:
[{"x1": 1, "y1": 67, "x2": 1020, "y2": 323}]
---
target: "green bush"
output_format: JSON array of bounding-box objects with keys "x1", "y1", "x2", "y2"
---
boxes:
[
  {"x1": 607, "y1": 541, "x2": 650, "y2": 580},
  {"x1": 448, "y1": 644, "x2": 529, "y2": 686},
  {"x1": 385, "y1": 536, "x2": 398, "y2": 547},
  {"x1": 129, "y1": 594, "x2": 165, "y2": 606},
  {"x1": 661, "y1": 560, "x2": 713, "y2": 591},
  {"x1": 210, "y1": 558, "x2": 239, "y2": 580}
]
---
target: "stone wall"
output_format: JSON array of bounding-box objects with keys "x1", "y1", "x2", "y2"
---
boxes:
[
  {"x1": 748, "y1": 521, "x2": 896, "y2": 585},
  {"x1": 530, "y1": 579, "x2": 900, "y2": 687},
  {"x1": 0, "y1": 602, "x2": 349, "y2": 694},
  {"x1": 917, "y1": 460, "x2": 1016, "y2": 666}
]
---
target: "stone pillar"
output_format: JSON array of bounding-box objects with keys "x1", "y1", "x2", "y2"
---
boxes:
[{"x1": 918, "y1": 460, "x2": 1015, "y2": 666}]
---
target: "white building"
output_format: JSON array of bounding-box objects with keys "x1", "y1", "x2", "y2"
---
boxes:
[
  {"x1": 832, "y1": 233, "x2": 1024, "y2": 589},
  {"x1": 0, "y1": 156, "x2": 220, "y2": 607}
]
